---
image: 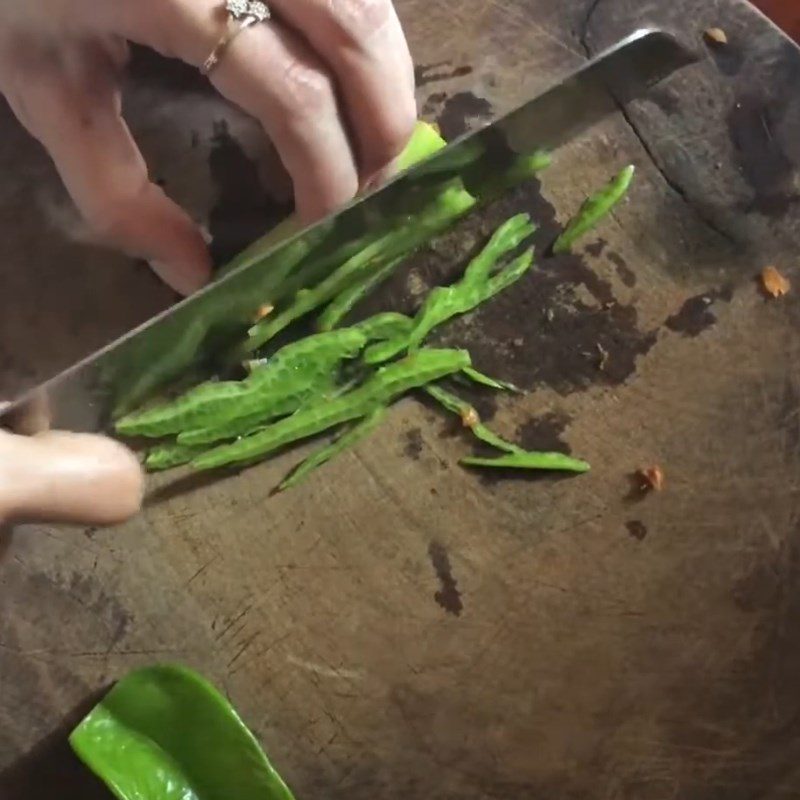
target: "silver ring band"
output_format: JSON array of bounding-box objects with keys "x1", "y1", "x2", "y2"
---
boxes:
[{"x1": 201, "y1": 0, "x2": 271, "y2": 77}]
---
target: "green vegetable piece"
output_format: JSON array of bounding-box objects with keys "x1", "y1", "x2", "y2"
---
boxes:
[
  {"x1": 116, "y1": 380, "x2": 250, "y2": 438},
  {"x1": 318, "y1": 255, "x2": 405, "y2": 331},
  {"x1": 217, "y1": 121, "x2": 447, "y2": 282},
  {"x1": 116, "y1": 329, "x2": 367, "y2": 438},
  {"x1": 461, "y1": 367, "x2": 522, "y2": 393},
  {"x1": 192, "y1": 348, "x2": 470, "y2": 471},
  {"x1": 177, "y1": 363, "x2": 345, "y2": 447},
  {"x1": 354, "y1": 312, "x2": 414, "y2": 342},
  {"x1": 246, "y1": 182, "x2": 477, "y2": 352},
  {"x1": 69, "y1": 664, "x2": 295, "y2": 800},
  {"x1": 424, "y1": 385, "x2": 520, "y2": 454},
  {"x1": 552, "y1": 165, "x2": 635, "y2": 254},
  {"x1": 248, "y1": 328, "x2": 367, "y2": 379},
  {"x1": 406, "y1": 248, "x2": 535, "y2": 351},
  {"x1": 280, "y1": 406, "x2": 387, "y2": 491},
  {"x1": 362, "y1": 336, "x2": 407, "y2": 366},
  {"x1": 463, "y1": 213, "x2": 537, "y2": 284},
  {"x1": 395, "y1": 121, "x2": 448, "y2": 172},
  {"x1": 461, "y1": 452, "x2": 591, "y2": 473},
  {"x1": 176, "y1": 393, "x2": 309, "y2": 447},
  {"x1": 362, "y1": 217, "x2": 537, "y2": 366},
  {"x1": 471, "y1": 150, "x2": 553, "y2": 202},
  {"x1": 146, "y1": 443, "x2": 208, "y2": 471}
]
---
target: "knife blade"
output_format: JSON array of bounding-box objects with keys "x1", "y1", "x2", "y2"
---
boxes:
[{"x1": 5, "y1": 28, "x2": 696, "y2": 432}]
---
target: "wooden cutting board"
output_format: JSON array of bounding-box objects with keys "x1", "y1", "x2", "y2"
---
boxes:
[{"x1": 2, "y1": 1, "x2": 800, "y2": 798}]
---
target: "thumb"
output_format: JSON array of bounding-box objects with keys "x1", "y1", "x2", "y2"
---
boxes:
[{"x1": 0, "y1": 430, "x2": 144, "y2": 526}]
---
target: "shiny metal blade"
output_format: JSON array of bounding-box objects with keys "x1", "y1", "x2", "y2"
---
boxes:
[{"x1": 6, "y1": 28, "x2": 696, "y2": 432}]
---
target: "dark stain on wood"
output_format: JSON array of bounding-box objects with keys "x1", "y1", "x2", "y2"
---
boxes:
[
  {"x1": 415, "y1": 62, "x2": 474, "y2": 88},
  {"x1": 421, "y1": 91, "x2": 448, "y2": 116},
  {"x1": 608, "y1": 251, "x2": 636, "y2": 287},
  {"x1": 517, "y1": 412, "x2": 572, "y2": 454},
  {"x1": 665, "y1": 285, "x2": 734, "y2": 337},
  {"x1": 428, "y1": 541, "x2": 463, "y2": 616},
  {"x1": 436, "y1": 92, "x2": 494, "y2": 140},
  {"x1": 585, "y1": 239, "x2": 608, "y2": 257},
  {"x1": 404, "y1": 428, "x2": 424, "y2": 460},
  {"x1": 207, "y1": 121, "x2": 291, "y2": 268},
  {"x1": 412, "y1": 179, "x2": 659, "y2": 394},
  {"x1": 626, "y1": 520, "x2": 648, "y2": 541}
]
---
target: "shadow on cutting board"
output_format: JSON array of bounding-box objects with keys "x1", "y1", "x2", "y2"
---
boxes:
[{"x1": 0, "y1": 688, "x2": 113, "y2": 800}]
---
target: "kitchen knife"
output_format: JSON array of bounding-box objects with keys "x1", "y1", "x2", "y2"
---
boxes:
[{"x1": 4, "y1": 28, "x2": 696, "y2": 432}]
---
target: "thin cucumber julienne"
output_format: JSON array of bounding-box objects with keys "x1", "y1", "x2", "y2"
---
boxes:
[
  {"x1": 363, "y1": 220, "x2": 537, "y2": 365},
  {"x1": 174, "y1": 319, "x2": 404, "y2": 449},
  {"x1": 471, "y1": 150, "x2": 553, "y2": 203},
  {"x1": 117, "y1": 329, "x2": 367, "y2": 439},
  {"x1": 354, "y1": 313, "x2": 414, "y2": 343},
  {"x1": 461, "y1": 452, "x2": 591, "y2": 473},
  {"x1": 406, "y1": 248, "x2": 535, "y2": 351},
  {"x1": 460, "y1": 367, "x2": 522, "y2": 393},
  {"x1": 279, "y1": 407, "x2": 387, "y2": 491},
  {"x1": 317, "y1": 255, "x2": 405, "y2": 331},
  {"x1": 424, "y1": 385, "x2": 520, "y2": 454},
  {"x1": 245, "y1": 182, "x2": 477, "y2": 352},
  {"x1": 146, "y1": 442, "x2": 208, "y2": 472},
  {"x1": 191, "y1": 349, "x2": 471, "y2": 471},
  {"x1": 425, "y1": 385, "x2": 590, "y2": 473},
  {"x1": 464, "y1": 213, "x2": 537, "y2": 284},
  {"x1": 217, "y1": 121, "x2": 446, "y2": 281},
  {"x1": 552, "y1": 165, "x2": 635, "y2": 254}
]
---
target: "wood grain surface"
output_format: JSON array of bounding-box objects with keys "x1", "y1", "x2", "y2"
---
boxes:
[{"x1": 3, "y1": 1, "x2": 800, "y2": 798}]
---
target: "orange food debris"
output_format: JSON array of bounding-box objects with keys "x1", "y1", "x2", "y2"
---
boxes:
[
  {"x1": 638, "y1": 465, "x2": 665, "y2": 493},
  {"x1": 704, "y1": 27, "x2": 728, "y2": 45},
  {"x1": 760, "y1": 266, "x2": 791, "y2": 298},
  {"x1": 460, "y1": 407, "x2": 480, "y2": 429},
  {"x1": 253, "y1": 304, "x2": 274, "y2": 322}
]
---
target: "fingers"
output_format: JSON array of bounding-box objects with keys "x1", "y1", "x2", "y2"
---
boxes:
[
  {"x1": 211, "y1": 21, "x2": 360, "y2": 221},
  {"x1": 1, "y1": 38, "x2": 211, "y2": 294},
  {"x1": 268, "y1": 0, "x2": 417, "y2": 182},
  {"x1": 121, "y1": 1, "x2": 359, "y2": 221},
  {"x1": 0, "y1": 430, "x2": 144, "y2": 526}
]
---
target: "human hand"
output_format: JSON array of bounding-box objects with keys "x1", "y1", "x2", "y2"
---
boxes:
[
  {"x1": 0, "y1": 0, "x2": 415, "y2": 525},
  {"x1": 0, "y1": 400, "x2": 144, "y2": 527},
  {"x1": 0, "y1": 0, "x2": 416, "y2": 294}
]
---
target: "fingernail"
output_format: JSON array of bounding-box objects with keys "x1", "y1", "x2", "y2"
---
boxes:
[{"x1": 198, "y1": 224, "x2": 214, "y2": 245}]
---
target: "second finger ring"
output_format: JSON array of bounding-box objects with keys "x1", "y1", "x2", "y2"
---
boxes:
[{"x1": 201, "y1": 0, "x2": 271, "y2": 77}]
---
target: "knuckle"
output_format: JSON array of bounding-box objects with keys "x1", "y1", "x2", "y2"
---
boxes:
[
  {"x1": 386, "y1": 106, "x2": 417, "y2": 155},
  {"x1": 368, "y1": 104, "x2": 416, "y2": 167},
  {"x1": 83, "y1": 182, "x2": 149, "y2": 241},
  {"x1": 83, "y1": 200, "x2": 129, "y2": 240},
  {"x1": 326, "y1": 0, "x2": 394, "y2": 46},
  {"x1": 280, "y1": 58, "x2": 336, "y2": 119}
]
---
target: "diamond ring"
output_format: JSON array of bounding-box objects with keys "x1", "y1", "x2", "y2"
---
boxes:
[{"x1": 201, "y1": 0, "x2": 271, "y2": 77}]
